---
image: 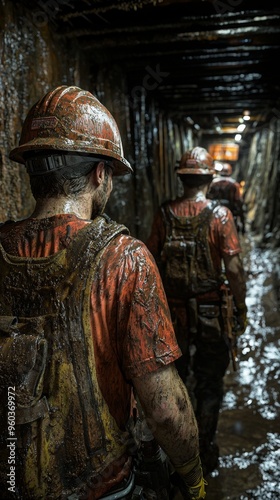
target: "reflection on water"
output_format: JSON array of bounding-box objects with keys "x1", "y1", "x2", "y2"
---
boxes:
[{"x1": 205, "y1": 235, "x2": 280, "y2": 499}]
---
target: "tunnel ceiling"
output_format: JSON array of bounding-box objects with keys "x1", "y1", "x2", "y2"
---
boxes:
[{"x1": 21, "y1": 0, "x2": 280, "y2": 140}]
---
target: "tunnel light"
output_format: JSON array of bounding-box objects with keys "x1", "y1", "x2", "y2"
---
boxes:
[
  {"x1": 243, "y1": 110, "x2": 250, "y2": 121},
  {"x1": 186, "y1": 116, "x2": 194, "y2": 125},
  {"x1": 235, "y1": 134, "x2": 242, "y2": 141},
  {"x1": 214, "y1": 162, "x2": 223, "y2": 172},
  {"x1": 237, "y1": 123, "x2": 246, "y2": 132}
]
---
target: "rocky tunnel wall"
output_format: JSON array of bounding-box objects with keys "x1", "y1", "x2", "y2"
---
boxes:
[{"x1": 234, "y1": 117, "x2": 280, "y2": 248}]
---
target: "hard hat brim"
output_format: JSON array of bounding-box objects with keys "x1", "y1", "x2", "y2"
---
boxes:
[{"x1": 175, "y1": 167, "x2": 215, "y2": 175}]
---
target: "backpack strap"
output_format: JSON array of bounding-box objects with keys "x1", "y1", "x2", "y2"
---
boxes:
[
  {"x1": 64, "y1": 214, "x2": 129, "y2": 281},
  {"x1": 161, "y1": 199, "x2": 220, "y2": 235},
  {"x1": 68, "y1": 213, "x2": 128, "y2": 259}
]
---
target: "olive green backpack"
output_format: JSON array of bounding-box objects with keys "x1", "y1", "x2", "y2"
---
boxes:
[{"x1": 160, "y1": 201, "x2": 223, "y2": 300}]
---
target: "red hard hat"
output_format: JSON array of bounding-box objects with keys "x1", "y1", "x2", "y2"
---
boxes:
[
  {"x1": 9, "y1": 85, "x2": 132, "y2": 176},
  {"x1": 175, "y1": 147, "x2": 215, "y2": 175}
]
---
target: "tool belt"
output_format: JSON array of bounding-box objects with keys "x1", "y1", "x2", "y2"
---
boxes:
[{"x1": 187, "y1": 298, "x2": 222, "y2": 342}]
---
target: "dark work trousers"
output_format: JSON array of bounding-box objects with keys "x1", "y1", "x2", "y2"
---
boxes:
[{"x1": 170, "y1": 300, "x2": 230, "y2": 454}]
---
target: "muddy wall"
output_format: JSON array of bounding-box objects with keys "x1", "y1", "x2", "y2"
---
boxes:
[
  {"x1": 235, "y1": 116, "x2": 280, "y2": 248},
  {"x1": 95, "y1": 65, "x2": 195, "y2": 241},
  {"x1": 0, "y1": 1, "x2": 78, "y2": 220}
]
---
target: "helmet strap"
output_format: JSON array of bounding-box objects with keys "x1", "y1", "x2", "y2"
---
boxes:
[{"x1": 26, "y1": 155, "x2": 111, "y2": 177}]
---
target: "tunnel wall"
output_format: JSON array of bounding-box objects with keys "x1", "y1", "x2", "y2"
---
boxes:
[
  {"x1": 235, "y1": 117, "x2": 280, "y2": 248},
  {"x1": 0, "y1": 1, "x2": 79, "y2": 220},
  {"x1": 94, "y1": 65, "x2": 195, "y2": 241}
]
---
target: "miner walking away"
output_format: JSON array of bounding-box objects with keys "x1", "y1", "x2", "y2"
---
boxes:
[
  {"x1": 146, "y1": 147, "x2": 247, "y2": 476},
  {"x1": 208, "y1": 161, "x2": 246, "y2": 235}
]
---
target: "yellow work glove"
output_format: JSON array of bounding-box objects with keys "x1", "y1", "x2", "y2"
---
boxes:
[
  {"x1": 172, "y1": 454, "x2": 207, "y2": 499},
  {"x1": 234, "y1": 303, "x2": 248, "y2": 335},
  {"x1": 186, "y1": 476, "x2": 207, "y2": 499}
]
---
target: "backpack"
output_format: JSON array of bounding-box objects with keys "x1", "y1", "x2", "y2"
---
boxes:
[
  {"x1": 160, "y1": 201, "x2": 223, "y2": 300},
  {"x1": 0, "y1": 215, "x2": 130, "y2": 499}
]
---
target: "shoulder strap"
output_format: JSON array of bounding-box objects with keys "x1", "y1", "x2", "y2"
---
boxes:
[
  {"x1": 161, "y1": 200, "x2": 219, "y2": 235},
  {"x1": 197, "y1": 200, "x2": 220, "y2": 225},
  {"x1": 160, "y1": 202, "x2": 179, "y2": 234},
  {"x1": 66, "y1": 214, "x2": 129, "y2": 265}
]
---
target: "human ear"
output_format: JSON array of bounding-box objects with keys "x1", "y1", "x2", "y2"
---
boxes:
[{"x1": 94, "y1": 162, "x2": 106, "y2": 185}]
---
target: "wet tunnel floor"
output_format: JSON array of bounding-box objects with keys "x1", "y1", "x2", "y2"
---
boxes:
[{"x1": 204, "y1": 234, "x2": 280, "y2": 500}]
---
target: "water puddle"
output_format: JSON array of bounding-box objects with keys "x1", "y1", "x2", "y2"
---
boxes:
[{"x1": 204, "y1": 235, "x2": 280, "y2": 499}]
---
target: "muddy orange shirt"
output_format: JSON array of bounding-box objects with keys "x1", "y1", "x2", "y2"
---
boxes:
[
  {"x1": 146, "y1": 194, "x2": 242, "y2": 276},
  {"x1": 209, "y1": 176, "x2": 243, "y2": 204},
  {"x1": 0, "y1": 214, "x2": 181, "y2": 430}
]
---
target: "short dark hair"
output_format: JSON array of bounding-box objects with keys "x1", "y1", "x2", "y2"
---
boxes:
[
  {"x1": 29, "y1": 161, "x2": 112, "y2": 199},
  {"x1": 178, "y1": 173, "x2": 213, "y2": 188}
]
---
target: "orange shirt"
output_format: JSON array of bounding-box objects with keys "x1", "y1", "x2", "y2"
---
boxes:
[
  {"x1": 208, "y1": 176, "x2": 243, "y2": 205},
  {"x1": 0, "y1": 214, "x2": 181, "y2": 429},
  {"x1": 146, "y1": 195, "x2": 241, "y2": 276}
]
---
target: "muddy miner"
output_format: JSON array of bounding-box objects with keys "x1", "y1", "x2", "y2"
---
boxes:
[
  {"x1": 0, "y1": 85, "x2": 207, "y2": 500},
  {"x1": 146, "y1": 146, "x2": 247, "y2": 479}
]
